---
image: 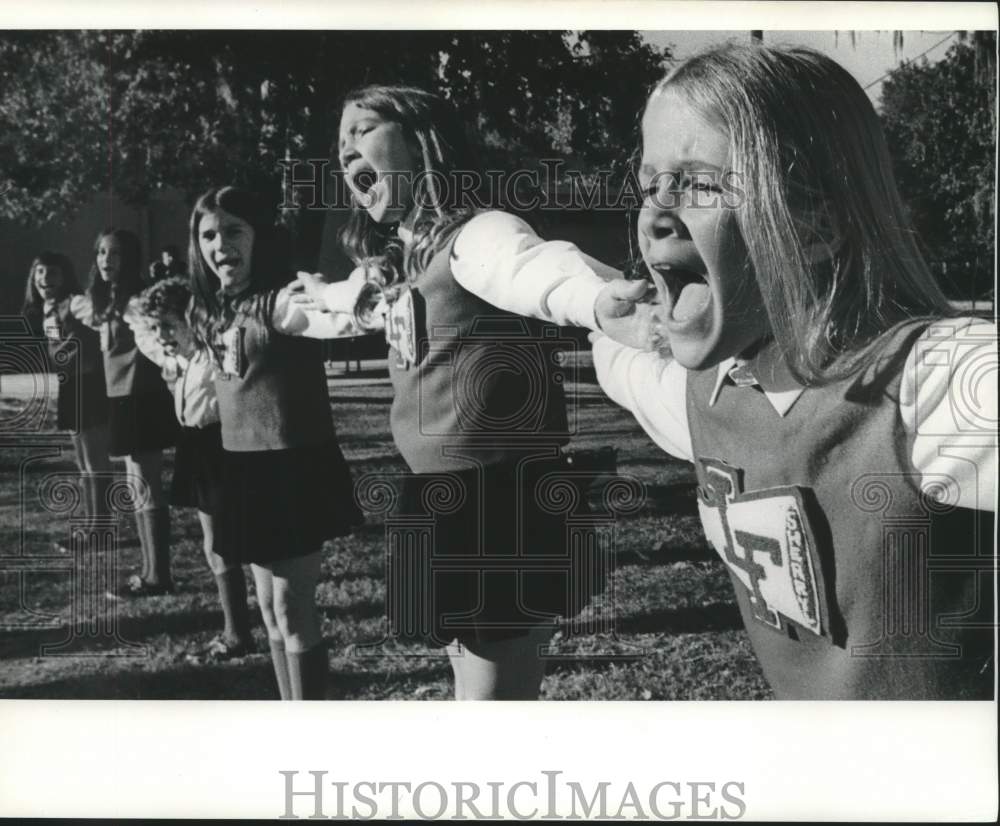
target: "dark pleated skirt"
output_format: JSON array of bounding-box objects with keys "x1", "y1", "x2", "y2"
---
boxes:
[
  {"x1": 386, "y1": 456, "x2": 607, "y2": 646},
  {"x1": 107, "y1": 388, "x2": 179, "y2": 457},
  {"x1": 170, "y1": 423, "x2": 224, "y2": 516},
  {"x1": 215, "y1": 438, "x2": 363, "y2": 565},
  {"x1": 56, "y1": 369, "x2": 109, "y2": 432}
]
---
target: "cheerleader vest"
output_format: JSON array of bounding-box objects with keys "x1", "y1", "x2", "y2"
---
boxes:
[
  {"x1": 212, "y1": 294, "x2": 334, "y2": 452},
  {"x1": 42, "y1": 297, "x2": 102, "y2": 376},
  {"x1": 99, "y1": 312, "x2": 164, "y2": 398},
  {"x1": 384, "y1": 231, "x2": 570, "y2": 474},
  {"x1": 686, "y1": 321, "x2": 993, "y2": 699}
]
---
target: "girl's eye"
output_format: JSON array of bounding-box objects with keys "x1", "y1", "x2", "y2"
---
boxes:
[{"x1": 683, "y1": 175, "x2": 722, "y2": 193}]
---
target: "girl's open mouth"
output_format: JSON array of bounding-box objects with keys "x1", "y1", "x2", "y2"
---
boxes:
[
  {"x1": 353, "y1": 168, "x2": 377, "y2": 194},
  {"x1": 654, "y1": 265, "x2": 711, "y2": 323}
]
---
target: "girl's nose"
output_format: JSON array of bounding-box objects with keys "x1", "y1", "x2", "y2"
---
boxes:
[
  {"x1": 339, "y1": 141, "x2": 360, "y2": 169},
  {"x1": 638, "y1": 200, "x2": 685, "y2": 243}
]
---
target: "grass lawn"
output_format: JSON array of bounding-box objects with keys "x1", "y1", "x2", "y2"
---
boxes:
[{"x1": 0, "y1": 363, "x2": 770, "y2": 700}]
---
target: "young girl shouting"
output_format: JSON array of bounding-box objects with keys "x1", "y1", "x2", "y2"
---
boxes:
[
  {"x1": 189, "y1": 186, "x2": 362, "y2": 700},
  {"x1": 297, "y1": 85, "x2": 624, "y2": 700},
  {"x1": 590, "y1": 44, "x2": 996, "y2": 699}
]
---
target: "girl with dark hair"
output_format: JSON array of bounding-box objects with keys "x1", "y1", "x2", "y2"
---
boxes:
[
  {"x1": 66, "y1": 228, "x2": 179, "y2": 597},
  {"x1": 188, "y1": 185, "x2": 362, "y2": 700}
]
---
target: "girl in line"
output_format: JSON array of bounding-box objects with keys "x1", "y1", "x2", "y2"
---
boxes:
[
  {"x1": 297, "y1": 85, "x2": 627, "y2": 700},
  {"x1": 65, "y1": 229, "x2": 179, "y2": 597},
  {"x1": 587, "y1": 44, "x2": 997, "y2": 699},
  {"x1": 188, "y1": 186, "x2": 362, "y2": 700},
  {"x1": 127, "y1": 277, "x2": 253, "y2": 662},
  {"x1": 298, "y1": 63, "x2": 996, "y2": 699},
  {"x1": 22, "y1": 252, "x2": 111, "y2": 522}
]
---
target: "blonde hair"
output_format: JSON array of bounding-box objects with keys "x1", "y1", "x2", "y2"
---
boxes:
[{"x1": 649, "y1": 43, "x2": 955, "y2": 383}]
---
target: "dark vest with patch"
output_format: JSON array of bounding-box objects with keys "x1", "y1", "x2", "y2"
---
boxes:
[
  {"x1": 384, "y1": 235, "x2": 570, "y2": 473},
  {"x1": 212, "y1": 291, "x2": 334, "y2": 452},
  {"x1": 41, "y1": 297, "x2": 102, "y2": 377},
  {"x1": 99, "y1": 309, "x2": 164, "y2": 398},
  {"x1": 686, "y1": 321, "x2": 993, "y2": 699}
]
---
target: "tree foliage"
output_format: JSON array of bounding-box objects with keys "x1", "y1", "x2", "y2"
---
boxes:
[
  {"x1": 880, "y1": 32, "x2": 996, "y2": 300},
  {"x1": 0, "y1": 30, "x2": 669, "y2": 227}
]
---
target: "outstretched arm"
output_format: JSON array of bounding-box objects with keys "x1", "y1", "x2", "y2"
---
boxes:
[
  {"x1": 123, "y1": 300, "x2": 173, "y2": 376},
  {"x1": 272, "y1": 273, "x2": 383, "y2": 339},
  {"x1": 450, "y1": 210, "x2": 623, "y2": 330},
  {"x1": 590, "y1": 332, "x2": 693, "y2": 462},
  {"x1": 67, "y1": 294, "x2": 98, "y2": 328}
]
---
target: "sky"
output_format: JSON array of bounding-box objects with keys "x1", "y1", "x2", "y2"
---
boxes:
[{"x1": 641, "y1": 30, "x2": 960, "y2": 107}]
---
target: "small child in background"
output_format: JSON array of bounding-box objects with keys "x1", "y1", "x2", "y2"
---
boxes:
[
  {"x1": 149, "y1": 245, "x2": 186, "y2": 283},
  {"x1": 128, "y1": 277, "x2": 253, "y2": 661}
]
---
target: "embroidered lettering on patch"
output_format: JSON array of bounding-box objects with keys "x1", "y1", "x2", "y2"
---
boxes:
[
  {"x1": 384, "y1": 287, "x2": 417, "y2": 369},
  {"x1": 220, "y1": 326, "x2": 247, "y2": 378},
  {"x1": 43, "y1": 316, "x2": 62, "y2": 342},
  {"x1": 697, "y1": 458, "x2": 827, "y2": 638}
]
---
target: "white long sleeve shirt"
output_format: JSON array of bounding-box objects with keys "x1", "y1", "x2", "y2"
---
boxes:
[
  {"x1": 318, "y1": 210, "x2": 617, "y2": 332},
  {"x1": 313, "y1": 209, "x2": 995, "y2": 512},
  {"x1": 592, "y1": 319, "x2": 998, "y2": 512}
]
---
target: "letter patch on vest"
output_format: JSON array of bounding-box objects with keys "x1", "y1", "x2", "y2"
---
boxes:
[
  {"x1": 43, "y1": 314, "x2": 62, "y2": 342},
  {"x1": 696, "y1": 458, "x2": 829, "y2": 638},
  {"x1": 220, "y1": 325, "x2": 247, "y2": 379},
  {"x1": 384, "y1": 287, "x2": 418, "y2": 369}
]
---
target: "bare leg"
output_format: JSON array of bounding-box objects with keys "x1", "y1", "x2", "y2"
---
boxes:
[
  {"x1": 268, "y1": 551, "x2": 326, "y2": 700},
  {"x1": 251, "y1": 563, "x2": 291, "y2": 700},
  {"x1": 446, "y1": 623, "x2": 554, "y2": 700},
  {"x1": 198, "y1": 510, "x2": 251, "y2": 647},
  {"x1": 124, "y1": 451, "x2": 169, "y2": 586},
  {"x1": 70, "y1": 424, "x2": 112, "y2": 518}
]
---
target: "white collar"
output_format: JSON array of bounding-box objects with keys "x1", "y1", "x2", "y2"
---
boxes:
[{"x1": 709, "y1": 357, "x2": 805, "y2": 417}]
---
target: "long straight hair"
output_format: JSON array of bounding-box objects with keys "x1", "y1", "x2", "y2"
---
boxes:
[
  {"x1": 338, "y1": 85, "x2": 482, "y2": 303},
  {"x1": 22, "y1": 251, "x2": 82, "y2": 316},
  {"x1": 86, "y1": 228, "x2": 144, "y2": 322},
  {"x1": 187, "y1": 185, "x2": 291, "y2": 354},
  {"x1": 647, "y1": 43, "x2": 955, "y2": 383}
]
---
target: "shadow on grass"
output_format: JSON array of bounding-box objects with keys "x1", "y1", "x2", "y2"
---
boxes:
[
  {"x1": 320, "y1": 600, "x2": 386, "y2": 621},
  {"x1": 613, "y1": 543, "x2": 717, "y2": 567},
  {"x1": 328, "y1": 394, "x2": 394, "y2": 406},
  {"x1": 0, "y1": 607, "x2": 238, "y2": 660},
  {"x1": 612, "y1": 602, "x2": 743, "y2": 636},
  {"x1": 0, "y1": 659, "x2": 278, "y2": 699},
  {"x1": 642, "y1": 483, "x2": 700, "y2": 516},
  {"x1": 1, "y1": 653, "x2": 455, "y2": 700}
]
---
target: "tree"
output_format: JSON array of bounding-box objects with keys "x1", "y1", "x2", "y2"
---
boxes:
[
  {"x1": 880, "y1": 32, "x2": 996, "y2": 301},
  {"x1": 1, "y1": 30, "x2": 670, "y2": 234}
]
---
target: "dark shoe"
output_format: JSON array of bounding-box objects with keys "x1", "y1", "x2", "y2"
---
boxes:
[{"x1": 108, "y1": 574, "x2": 174, "y2": 600}]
